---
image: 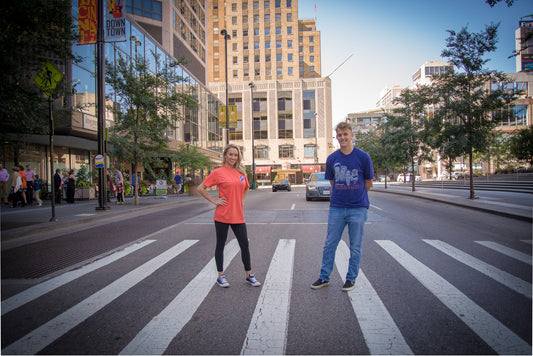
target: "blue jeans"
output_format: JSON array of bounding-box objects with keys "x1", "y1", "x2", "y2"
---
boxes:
[{"x1": 320, "y1": 207, "x2": 368, "y2": 282}]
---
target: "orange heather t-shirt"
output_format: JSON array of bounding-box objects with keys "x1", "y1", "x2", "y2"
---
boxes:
[{"x1": 202, "y1": 166, "x2": 249, "y2": 224}]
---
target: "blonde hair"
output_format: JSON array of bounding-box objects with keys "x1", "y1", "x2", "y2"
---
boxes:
[{"x1": 222, "y1": 144, "x2": 246, "y2": 174}]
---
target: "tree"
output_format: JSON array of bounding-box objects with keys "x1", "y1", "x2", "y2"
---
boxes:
[
  {"x1": 175, "y1": 143, "x2": 213, "y2": 177},
  {"x1": 357, "y1": 129, "x2": 399, "y2": 189},
  {"x1": 106, "y1": 52, "x2": 197, "y2": 205},
  {"x1": 509, "y1": 126, "x2": 533, "y2": 166},
  {"x1": 381, "y1": 86, "x2": 435, "y2": 191},
  {"x1": 431, "y1": 24, "x2": 514, "y2": 198},
  {"x1": 0, "y1": 0, "x2": 77, "y2": 140}
]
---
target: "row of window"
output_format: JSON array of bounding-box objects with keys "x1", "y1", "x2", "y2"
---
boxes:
[
  {"x1": 229, "y1": 66, "x2": 315, "y2": 77},
  {"x1": 253, "y1": 144, "x2": 316, "y2": 160},
  {"x1": 226, "y1": 12, "x2": 293, "y2": 24},
  {"x1": 222, "y1": 0, "x2": 292, "y2": 11},
  {"x1": 233, "y1": 54, "x2": 314, "y2": 63}
]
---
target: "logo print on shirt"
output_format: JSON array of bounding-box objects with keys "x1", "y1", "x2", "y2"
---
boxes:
[{"x1": 239, "y1": 175, "x2": 245, "y2": 182}]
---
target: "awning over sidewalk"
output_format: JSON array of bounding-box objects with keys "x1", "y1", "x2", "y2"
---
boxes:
[
  {"x1": 302, "y1": 165, "x2": 321, "y2": 173},
  {"x1": 255, "y1": 166, "x2": 271, "y2": 173}
]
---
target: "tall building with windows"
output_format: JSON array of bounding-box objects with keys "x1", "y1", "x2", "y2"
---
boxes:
[
  {"x1": 206, "y1": 0, "x2": 332, "y2": 185},
  {"x1": 515, "y1": 18, "x2": 533, "y2": 72}
]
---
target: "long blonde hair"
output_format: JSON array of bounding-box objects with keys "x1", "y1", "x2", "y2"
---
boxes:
[{"x1": 222, "y1": 144, "x2": 246, "y2": 174}]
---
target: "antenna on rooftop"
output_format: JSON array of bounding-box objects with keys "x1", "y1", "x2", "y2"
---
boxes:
[{"x1": 326, "y1": 54, "x2": 354, "y2": 78}]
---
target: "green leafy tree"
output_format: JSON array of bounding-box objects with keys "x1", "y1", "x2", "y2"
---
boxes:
[
  {"x1": 106, "y1": 53, "x2": 197, "y2": 205},
  {"x1": 509, "y1": 126, "x2": 533, "y2": 166},
  {"x1": 357, "y1": 129, "x2": 399, "y2": 188},
  {"x1": 381, "y1": 86, "x2": 435, "y2": 191},
  {"x1": 430, "y1": 24, "x2": 514, "y2": 198},
  {"x1": 175, "y1": 143, "x2": 213, "y2": 182},
  {"x1": 0, "y1": 0, "x2": 77, "y2": 162}
]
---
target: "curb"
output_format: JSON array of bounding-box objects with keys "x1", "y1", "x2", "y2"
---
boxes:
[{"x1": 371, "y1": 188, "x2": 532, "y2": 223}]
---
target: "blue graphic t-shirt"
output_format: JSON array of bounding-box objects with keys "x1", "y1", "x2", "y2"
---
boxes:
[{"x1": 325, "y1": 147, "x2": 374, "y2": 208}]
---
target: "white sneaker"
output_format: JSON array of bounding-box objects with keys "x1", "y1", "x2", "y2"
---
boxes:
[
  {"x1": 216, "y1": 275, "x2": 230, "y2": 288},
  {"x1": 246, "y1": 274, "x2": 261, "y2": 287}
]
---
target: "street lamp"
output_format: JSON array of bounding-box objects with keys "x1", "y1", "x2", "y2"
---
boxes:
[
  {"x1": 249, "y1": 82, "x2": 255, "y2": 189},
  {"x1": 314, "y1": 111, "x2": 318, "y2": 172},
  {"x1": 221, "y1": 29, "x2": 231, "y2": 145}
]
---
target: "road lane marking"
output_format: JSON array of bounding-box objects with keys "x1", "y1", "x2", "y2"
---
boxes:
[
  {"x1": 475, "y1": 241, "x2": 532, "y2": 265},
  {"x1": 290, "y1": 203, "x2": 295, "y2": 210},
  {"x1": 241, "y1": 239, "x2": 295, "y2": 355},
  {"x1": 423, "y1": 240, "x2": 531, "y2": 299},
  {"x1": 2, "y1": 240, "x2": 198, "y2": 355},
  {"x1": 120, "y1": 238, "x2": 240, "y2": 355},
  {"x1": 1, "y1": 240, "x2": 155, "y2": 316},
  {"x1": 335, "y1": 241, "x2": 413, "y2": 355},
  {"x1": 376, "y1": 240, "x2": 531, "y2": 355},
  {"x1": 370, "y1": 204, "x2": 383, "y2": 211}
]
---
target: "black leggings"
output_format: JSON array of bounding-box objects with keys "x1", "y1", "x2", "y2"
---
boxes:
[{"x1": 214, "y1": 221, "x2": 251, "y2": 273}]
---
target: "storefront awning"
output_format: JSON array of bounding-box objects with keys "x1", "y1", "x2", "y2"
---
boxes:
[{"x1": 255, "y1": 166, "x2": 271, "y2": 173}]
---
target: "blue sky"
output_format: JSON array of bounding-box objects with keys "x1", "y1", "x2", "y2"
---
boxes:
[{"x1": 297, "y1": 0, "x2": 533, "y2": 129}]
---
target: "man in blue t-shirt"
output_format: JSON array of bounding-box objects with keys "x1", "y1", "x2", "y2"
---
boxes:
[
  {"x1": 311, "y1": 122, "x2": 374, "y2": 292},
  {"x1": 173, "y1": 171, "x2": 182, "y2": 195}
]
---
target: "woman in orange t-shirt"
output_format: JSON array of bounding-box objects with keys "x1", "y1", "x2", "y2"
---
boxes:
[{"x1": 197, "y1": 144, "x2": 261, "y2": 288}]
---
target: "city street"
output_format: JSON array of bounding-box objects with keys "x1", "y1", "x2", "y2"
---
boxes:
[{"x1": 1, "y1": 187, "x2": 531, "y2": 355}]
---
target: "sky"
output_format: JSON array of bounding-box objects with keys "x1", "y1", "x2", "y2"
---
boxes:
[{"x1": 296, "y1": 0, "x2": 533, "y2": 130}]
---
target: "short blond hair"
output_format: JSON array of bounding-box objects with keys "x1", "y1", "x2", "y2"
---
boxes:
[{"x1": 335, "y1": 121, "x2": 352, "y2": 133}]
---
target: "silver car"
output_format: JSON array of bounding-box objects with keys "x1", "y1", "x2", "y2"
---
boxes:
[{"x1": 305, "y1": 172, "x2": 331, "y2": 201}]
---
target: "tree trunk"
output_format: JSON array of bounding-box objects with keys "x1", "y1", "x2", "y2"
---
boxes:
[
  {"x1": 133, "y1": 161, "x2": 139, "y2": 205},
  {"x1": 411, "y1": 159, "x2": 416, "y2": 192},
  {"x1": 468, "y1": 148, "x2": 475, "y2": 199}
]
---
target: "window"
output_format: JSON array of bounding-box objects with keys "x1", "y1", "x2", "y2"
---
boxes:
[
  {"x1": 299, "y1": 56, "x2": 303, "y2": 62},
  {"x1": 232, "y1": 3, "x2": 237, "y2": 11},
  {"x1": 303, "y1": 90, "x2": 316, "y2": 138},
  {"x1": 253, "y1": 1, "x2": 259, "y2": 9},
  {"x1": 264, "y1": 1, "x2": 270, "y2": 9},
  {"x1": 309, "y1": 36, "x2": 314, "y2": 42},
  {"x1": 276, "y1": 53, "x2": 282, "y2": 61},
  {"x1": 243, "y1": 2, "x2": 248, "y2": 10},
  {"x1": 310, "y1": 46, "x2": 314, "y2": 52},
  {"x1": 275, "y1": 13, "x2": 281, "y2": 21},
  {"x1": 232, "y1": 30, "x2": 237, "y2": 37},
  {"x1": 276, "y1": 27, "x2": 282, "y2": 35},
  {"x1": 304, "y1": 144, "x2": 316, "y2": 158},
  {"x1": 254, "y1": 28, "x2": 260, "y2": 36},
  {"x1": 279, "y1": 145, "x2": 294, "y2": 158},
  {"x1": 243, "y1": 42, "x2": 249, "y2": 50},
  {"x1": 232, "y1": 16, "x2": 237, "y2": 25},
  {"x1": 299, "y1": 46, "x2": 303, "y2": 52},
  {"x1": 276, "y1": 40, "x2": 282, "y2": 48},
  {"x1": 233, "y1": 56, "x2": 238, "y2": 64},
  {"x1": 264, "y1": 14, "x2": 270, "y2": 22},
  {"x1": 265, "y1": 54, "x2": 271, "y2": 62},
  {"x1": 243, "y1": 15, "x2": 248, "y2": 23},
  {"x1": 243, "y1": 55, "x2": 249, "y2": 63},
  {"x1": 232, "y1": 43, "x2": 238, "y2": 51},
  {"x1": 287, "y1": 26, "x2": 292, "y2": 35},
  {"x1": 254, "y1": 54, "x2": 260, "y2": 62},
  {"x1": 287, "y1": 40, "x2": 292, "y2": 48},
  {"x1": 255, "y1": 146, "x2": 268, "y2": 159},
  {"x1": 287, "y1": 0, "x2": 292, "y2": 7},
  {"x1": 278, "y1": 114, "x2": 293, "y2": 138},
  {"x1": 287, "y1": 13, "x2": 292, "y2": 21},
  {"x1": 126, "y1": 0, "x2": 162, "y2": 20},
  {"x1": 265, "y1": 27, "x2": 270, "y2": 35},
  {"x1": 288, "y1": 53, "x2": 293, "y2": 61},
  {"x1": 276, "y1": 67, "x2": 282, "y2": 75},
  {"x1": 310, "y1": 66, "x2": 315, "y2": 72},
  {"x1": 254, "y1": 15, "x2": 259, "y2": 23},
  {"x1": 233, "y1": 69, "x2": 238, "y2": 78},
  {"x1": 243, "y1": 29, "x2": 249, "y2": 36},
  {"x1": 254, "y1": 41, "x2": 260, "y2": 49},
  {"x1": 275, "y1": 1, "x2": 281, "y2": 8},
  {"x1": 265, "y1": 41, "x2": 270, "y2": 49},
  {"x1": 310, "y1": 55, "x2": 314, "y2": 62},
  {"x1": 299, "y1": 36, "x2": 303, "y2": 43},
  {"x1": 288, "y1": 67, "x2": 293, "y2": 75},
  {"x1": 255, "y1": 68, "x2": 260, "y2": 76}
]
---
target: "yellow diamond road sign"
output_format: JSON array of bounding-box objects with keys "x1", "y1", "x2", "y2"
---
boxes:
[{"x1": 34, "y1": 61, "x2": 63, "y2": 96}]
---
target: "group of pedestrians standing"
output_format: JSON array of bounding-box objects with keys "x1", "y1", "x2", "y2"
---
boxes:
[
  {"x1": 0, "y1": 164, "x2": 44, "y2": 208},
  {"x1": 197, "y1": 122, "x2": 374, "y2": 292}
]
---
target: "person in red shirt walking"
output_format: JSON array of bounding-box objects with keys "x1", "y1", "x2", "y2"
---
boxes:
[{"x1": 197, "y1": 144, "x2": 261, "y2": 288}]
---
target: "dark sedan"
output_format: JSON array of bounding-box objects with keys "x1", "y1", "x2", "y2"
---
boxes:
[
  {"x1": 272, "y1": 179, "x2": 291, "y2": 192},
  {"x1": 306, "y1": 172, "x2": 331, "y2": 201}
]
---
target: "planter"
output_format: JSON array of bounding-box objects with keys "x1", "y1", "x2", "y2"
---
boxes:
[{"x1": 74, "y1": 186, "x2": 96, "y2": 200}]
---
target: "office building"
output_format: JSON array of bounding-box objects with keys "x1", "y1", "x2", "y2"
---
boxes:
[
  {"x1": 206, "y1": 0, "x2": 332, "y2": 184},
  {"x1": 515, "y1": 18, "x2": 533, "y2": 72}
]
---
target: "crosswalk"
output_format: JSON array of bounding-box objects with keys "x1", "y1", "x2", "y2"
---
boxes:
[{"x1": 2, "y1": 236, "x2": 531, "y2": 355}]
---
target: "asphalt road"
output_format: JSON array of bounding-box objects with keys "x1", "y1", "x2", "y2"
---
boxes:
[{"x1": 1, "y1": 187, "x2": 531, "y2": 355}]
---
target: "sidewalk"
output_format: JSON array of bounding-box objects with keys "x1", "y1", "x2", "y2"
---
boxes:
[
  {"x1": 371, "y1": 184, "x2": 532, "y2": 222},
  {"x1": 1, "y1": 193, "x2": 203, "y2": 242}
]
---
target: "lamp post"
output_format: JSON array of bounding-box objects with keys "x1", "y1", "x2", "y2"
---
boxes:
[
  {"x1": 314, "y1": 111, "x2": 318, "y2": 172},
  {"x1": 221, "y1": 29, "x2": 231, "y2": 145},
  {"x1": 249, "y1": 82, "x2": 255, "y2": 189}
]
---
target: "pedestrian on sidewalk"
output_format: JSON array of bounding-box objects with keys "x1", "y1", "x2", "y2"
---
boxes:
[
  {"x1": 0, "y1": 163, "x2": 9, "y2": 205},
  {"x1": 10, "y1": 166, "x2": 23, "y2": 208},
  {"x1": 62, "y1": 171, "x2": 69, "y2": 201},
  {"x1": 33, "y1": 174, "x2": 43, "y2": 206},
  {"x1": 54, "y1": 169, "x2": 62, "y2": 204},
  {"x1": 66, "y1": 169, "x2": 76, "y2": 203},
  {"x1": 311, "y1": 122, "x2": 374, "y2": 292},
  {"x1": 197, "y1": 144, "x2": 261, "y2": 288},
  {"x1": 114, "y1": 167, "x2": 124, "y2": 204},
  {"x1": 25, "y1": 165, "x2": 35, "y2": 205},
  {"x1": 18, "y1": 165, "x2": 28, "y2": 206},
  {"x1": 173, "y1": 170, "x2": 182, "y2": 195}
]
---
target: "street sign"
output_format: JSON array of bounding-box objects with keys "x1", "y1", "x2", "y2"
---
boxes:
[
  {"x1": 94, "y1": 154, "x2": 104, "y2": 168},
  {"x1": 34, "y1": 61, "x2": 63, "y2": 97}
]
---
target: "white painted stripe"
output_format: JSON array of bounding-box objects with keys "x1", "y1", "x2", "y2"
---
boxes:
[
  {"x1": 424, "y1": 240, "x2": 531, "y2": 299},
  {"x1": 1, "y1": 240, "x2": 155, "y2": 316},
  {"x1": 475, "y1": 241, "x2": 532, "y2": 265},
  {"x1": 290, "y1": 203, "x2": 295, "y2": 210},
  {"x1": 120, "y1": 238, "x2": 240, "y2": 355},
  {"x1": 376, "y1": 240, "x2": 531, "y2": 355},
  {"x1": 2, "y1": 240, "x2": 198, "y2": 355},
  {"x1": 241, "y1": 239, "x2": 295, "y2": 355},
  {"x1": 370, "y1": 204, "x2": 383, "y2": 211},
  {"x1": 335, "y1": 242, "x2": 412, "y2": 355}
]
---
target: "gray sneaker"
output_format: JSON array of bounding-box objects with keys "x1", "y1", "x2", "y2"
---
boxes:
[
  {"x1": 217, "y1": 275, "x2": 230, "y2": 288},
  {"x1": 246, "y1": 274, "x2": 261, "y2": 287}
]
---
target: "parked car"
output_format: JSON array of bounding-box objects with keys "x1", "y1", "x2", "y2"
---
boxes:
[
  {"x1": 272, "y1": 179, "x2": 291, "y2": 192},
  {"x1": 306, "y1": 172, "x2": 331, "y2": 201},
  {"x1": 397, "y1": 174, "x2": 421, "y2": 182},
  {"x1": 378, "y1": 175, "x2": 387, "y2": 182}
]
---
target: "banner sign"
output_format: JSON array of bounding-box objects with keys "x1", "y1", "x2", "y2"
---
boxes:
[
  {"x1": 78, "y1": 0, "x2": 97, "y2": 45},
  {"x1": 218, "y1": 106, "x2": 226, "y2": 127},
  {"x1": 105, "y1": 0, "x2": 126, "y2": 42},
  {"x1": 218, "y1": 105, "x2": 238, "y2": 128}
]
